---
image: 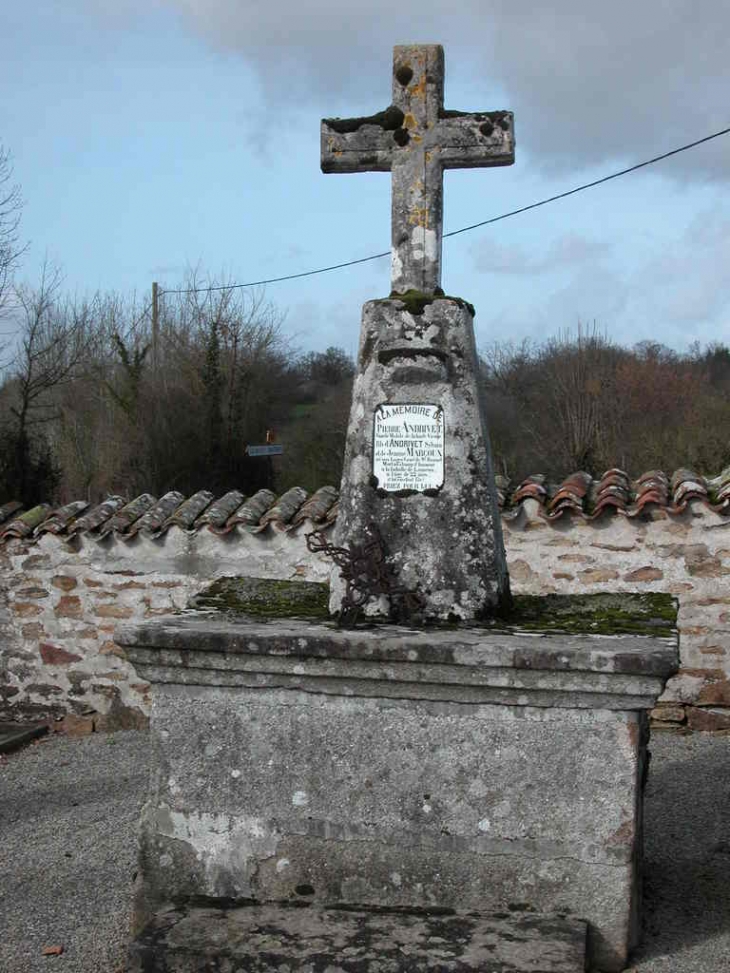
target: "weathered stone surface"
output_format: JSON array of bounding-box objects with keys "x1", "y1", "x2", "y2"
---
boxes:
[
  {"x1": 56, "y1": 713, "x2": 96, "y2": 737},
  {"x1": 697, "y1": 674, "x2": 730, "y2": 706},
  {"x1": 128, "y1": 904, "x2": 587, "y2": 973},
  {"x1": 16, "y1": 586, "x2": 50, "y2": 599},
  {"x1": 624, "y1": 566, "x2": 664, "y2": 582},
  {"x1": 321, "y1": 45, "x2": 514, "y2": 294},
  {"x1": 13, "y1": 602, "x2": 42, "y2": 617},
  {"x1": 51, "y1": 574, "x2": 77, "y2": 591},
  {"x1": 54, "y1": 595, "x2": 83, "y2": 618},
  {"x1": 118, "y1": 612, "x2": 678, "y2": 971},
  {"x1": 649, "y1": 703, "x2": 686, "y2": 723},
  {"x1": 687, "y1": 706, "x2": 730, "y2": 732},
  {"x1": 578, "y1": 569, "x2": 620, "y2": 585},
  {"x1": 94, "y1": 603, "x2": 134, "y2": 619},
  {"x1": 39, "y1": 641, "x2": 82, "y2": 665},
  {"x1": 131, "y1": 683, "x2": 642, "y2": 970},
  {"x1": 331, "y1": 299, "x2": 509, "y2": 621}
]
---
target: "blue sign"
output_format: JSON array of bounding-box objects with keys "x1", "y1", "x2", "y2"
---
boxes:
[{"x1": 246, "y1": 444, "x2": 284, "y2": 457}]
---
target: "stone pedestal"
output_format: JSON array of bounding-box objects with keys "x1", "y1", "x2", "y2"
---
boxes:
[
  {"x1": 332, "y1": 297, "x2": 509, "y2": 621},
  {"x1": 117, "y1": 600, "x2": 678, "y2": 972}
]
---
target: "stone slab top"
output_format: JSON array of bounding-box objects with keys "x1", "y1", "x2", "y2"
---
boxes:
[
  {"x1": 189, "y1": 578, "x2": 678, "y2": 638},
  {"x1": 128, "y1": 903, "x2": 587, "y2": 973},
  {"x1": 117, "y1": 583, "x2": 678, "y2": 681}
]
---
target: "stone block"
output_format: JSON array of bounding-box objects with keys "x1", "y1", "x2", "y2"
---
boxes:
[
  {"x1": 39, "y1": 642, "x2": 82, "y2": 665},
  {"x1": 128, "y1": 904, "x2": 587, "y2": 973},
  {"x1": 54, "y1": 595, "x2": 83, "y2": 618},
  {"x1": 578, "y1": 569, "x2": 619, "y2": 584},
  {"x1": 56, "y1": 713, "x2": 95, "y2": 736},
  {"x1": 95, "y1": 604, "x2": 134, "y2": 619},
  {"x1": 16, "y1": 585, "x2": 50, "y2": 599},
  {"x1": 686, "y1": 706, "x2": 730, "y2": 732},
  {"x1": 649, "y1": 703, "x2": 686, "y2": 723},
  {"x1": 697, "y1": 675, "x2": 730, "y2": 707},
  {"x1": 13, "y1": 602, "x2": 42, "y2": 617},
  {"x1": 118, "y1": 610, "x2": 678, "y2": 971},
  {"x1": 623, "y1": 567, "x2": 664, "y2": 582},
  {"x1": 51, "y1": 575, "x2": 78, "y2": 591}
]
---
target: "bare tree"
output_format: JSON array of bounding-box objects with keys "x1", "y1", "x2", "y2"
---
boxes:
[
  {"x1": 0, "y1": 144, "x2": 26, "y2": 318},
  {"x1": 1, "y1": 263, "x2": 91, "y2": 501}
]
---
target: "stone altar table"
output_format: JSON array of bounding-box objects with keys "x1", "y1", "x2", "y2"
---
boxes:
[{"x1": 118, "y1": 590, "x2": 677, "y2": 972}]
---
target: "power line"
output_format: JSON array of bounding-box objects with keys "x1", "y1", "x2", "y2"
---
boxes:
[
  {"x1": 159, "y1": 125, "x2": 730, "y2": 297},
  {"x1": 444, "y1": 126, "x2": 730, "y2": 238}
]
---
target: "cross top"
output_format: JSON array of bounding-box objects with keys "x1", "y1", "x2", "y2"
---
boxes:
[{"x1": 321, "y1": 45, "x2": 515, "y2": 294}]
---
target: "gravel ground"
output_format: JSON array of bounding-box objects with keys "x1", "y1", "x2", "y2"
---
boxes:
[{"x1": 0, "y1": 728, "x2": 728, "y2": 972}]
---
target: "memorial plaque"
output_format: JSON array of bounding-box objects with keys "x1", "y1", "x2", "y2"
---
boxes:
[{"x1": 372, "y1": 404, "x2": 444, "y2": 493}]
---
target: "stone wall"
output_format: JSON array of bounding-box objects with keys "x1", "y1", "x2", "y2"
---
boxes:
[{"x1": 1, "y1": 499, "x2": 729, "y2": 732}]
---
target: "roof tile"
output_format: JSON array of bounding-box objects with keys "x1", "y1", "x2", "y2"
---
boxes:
[
  {"x1": 289, "y1": 485, "x2": 340, "y2": 530},
  {"x1": 0, "y1": 504, "x2": 52, "y2": 540},
  {"x1": 196, "y1": 491, "x2": 245, "y2": 531},
  {"x1": 98, "y1": 494, "x2": 156, "y2": 538},
  {"x1": 225, "y1": 490, "x2": 277, "y2": 533},
  {"x1": 163, "y1": 490, "x2": 215, "y2": 532},
  {"x1": 0, "y1": 501, "x2": 23, "y2": 525},
  {"x1": 1, "y1": 467, "x2": 728, "y2": 546},
  {"x1": 257, "y1": 486, "x2": 309, "y2": 532},
  {"x1": 36, "y1": 500, "x2": 90, "y2": 536},
  {"x1": 127, "y1": 491, "x2": 186, "y2": 538},
  {"x1": 67, "y1": 495, "x2": 127, "y2": 537}
]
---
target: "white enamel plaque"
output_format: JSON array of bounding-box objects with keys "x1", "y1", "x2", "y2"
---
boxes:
[{"x1": 372, "y1": 403, "x2": 444, "y2": 493}]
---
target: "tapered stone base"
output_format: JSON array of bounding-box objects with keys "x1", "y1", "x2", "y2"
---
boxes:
[{"x1": 331, "y1": 297, "x2": 509, "y2": 621}]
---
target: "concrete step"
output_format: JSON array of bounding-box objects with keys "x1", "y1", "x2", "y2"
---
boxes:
[
  {"x1": 0, "y1": 720, "x2": 47, "y2": 755},
  {"x1": 128, "y1": 902, "x2": 587, "y2": 973}
]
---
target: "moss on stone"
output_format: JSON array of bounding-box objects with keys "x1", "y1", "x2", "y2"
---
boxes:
[
  {"x1": 324, "y1": 106, "x2": 404, "y2": 134},
  {"x1": 190, "y1": 580, "x2": 675, "y2": 638},
  {"x1": 385, "y1": 290, "x2": 476, "y2": 318},
  {"x1": 191, "y1": 577, "x2": 330, "y2": 621},
  {"x1": 496, "y1": 593, "x2": 677, "y2": 638},
  {"x1": 440, "y1": 109, "x2": 512, "y2": 131}
]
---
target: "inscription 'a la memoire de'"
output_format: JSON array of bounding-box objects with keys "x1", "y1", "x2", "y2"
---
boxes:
[{"x1": 372, "y1": 403, "x2": 445, "y2": 493}]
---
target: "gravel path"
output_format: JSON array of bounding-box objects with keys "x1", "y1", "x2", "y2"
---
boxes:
[{"x1": 0, "y1": 728, "x2": 728, "y2": 972}]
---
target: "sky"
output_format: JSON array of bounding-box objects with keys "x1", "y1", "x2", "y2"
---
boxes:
[{"x1": 2, "y1": 0, "x2": 729, "y2": 357}]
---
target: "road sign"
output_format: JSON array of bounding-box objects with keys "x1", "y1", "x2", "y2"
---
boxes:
[{"x1": 246, "y1": 445, "x2": 284, "y2": 457}]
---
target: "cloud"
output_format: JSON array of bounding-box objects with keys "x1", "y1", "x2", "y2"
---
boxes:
[
  {"x1": 475, "y1": 205, "x2": 730, "y2": 350},
  {"x1": 471, "y1": 232, "x2": 610, "y2": 275},
  {"x1": 625, "y1": 207, "x2": 730, "y2": 331},
  {"x1": 141, "y1": 0, "x2": 730, "y2": 182}
]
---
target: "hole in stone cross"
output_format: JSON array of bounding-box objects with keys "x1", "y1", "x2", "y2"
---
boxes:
[
  {"x1": 395, "y1": 65, "x2": 414, "y2": 86},
  {"x1": 295, "y1": 884, "x2": 315, "y2": 896},
  {"x1": 480, "y1": 122, "x2": 494, "y2": 137}
]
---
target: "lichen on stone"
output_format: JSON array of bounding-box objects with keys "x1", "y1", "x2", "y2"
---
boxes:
[
  {"x1": 323, "y1": 106, "x2": 405, "y2": 135},
  {"x1": 500, "y1": 593, "x2": 678, "y2": 638},
  {"x1": 190, "y1": 577, "x2": 330, "y2": 621},
  {"x1": 439, "y1": 109, "x2": 511, "y2": 131},
  {"x1": 384, "y1": 290, "x2": 476, "y2": 317}
]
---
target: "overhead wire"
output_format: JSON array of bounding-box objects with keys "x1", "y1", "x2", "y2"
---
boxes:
[{"x1": 159, "y1": 125, "x2": 730, "y2": 297}]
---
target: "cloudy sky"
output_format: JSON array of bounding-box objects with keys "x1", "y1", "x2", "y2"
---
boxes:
[{"x1": 3, "y1": 1, "x2": 729, "y2": 355}]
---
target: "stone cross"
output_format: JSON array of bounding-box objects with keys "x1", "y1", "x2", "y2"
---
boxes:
[{"x1": 321, "y1": 44, "x2": 515, "y2": 294}]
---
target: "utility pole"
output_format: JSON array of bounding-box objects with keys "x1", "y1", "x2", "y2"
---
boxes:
[{"x1": 151, "y1": 281, "x2": 159, "y2": 375}]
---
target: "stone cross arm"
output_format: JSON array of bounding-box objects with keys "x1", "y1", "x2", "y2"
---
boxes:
[{"x1": 321, "y1": 45, "x2": 515, "y2": 294}]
